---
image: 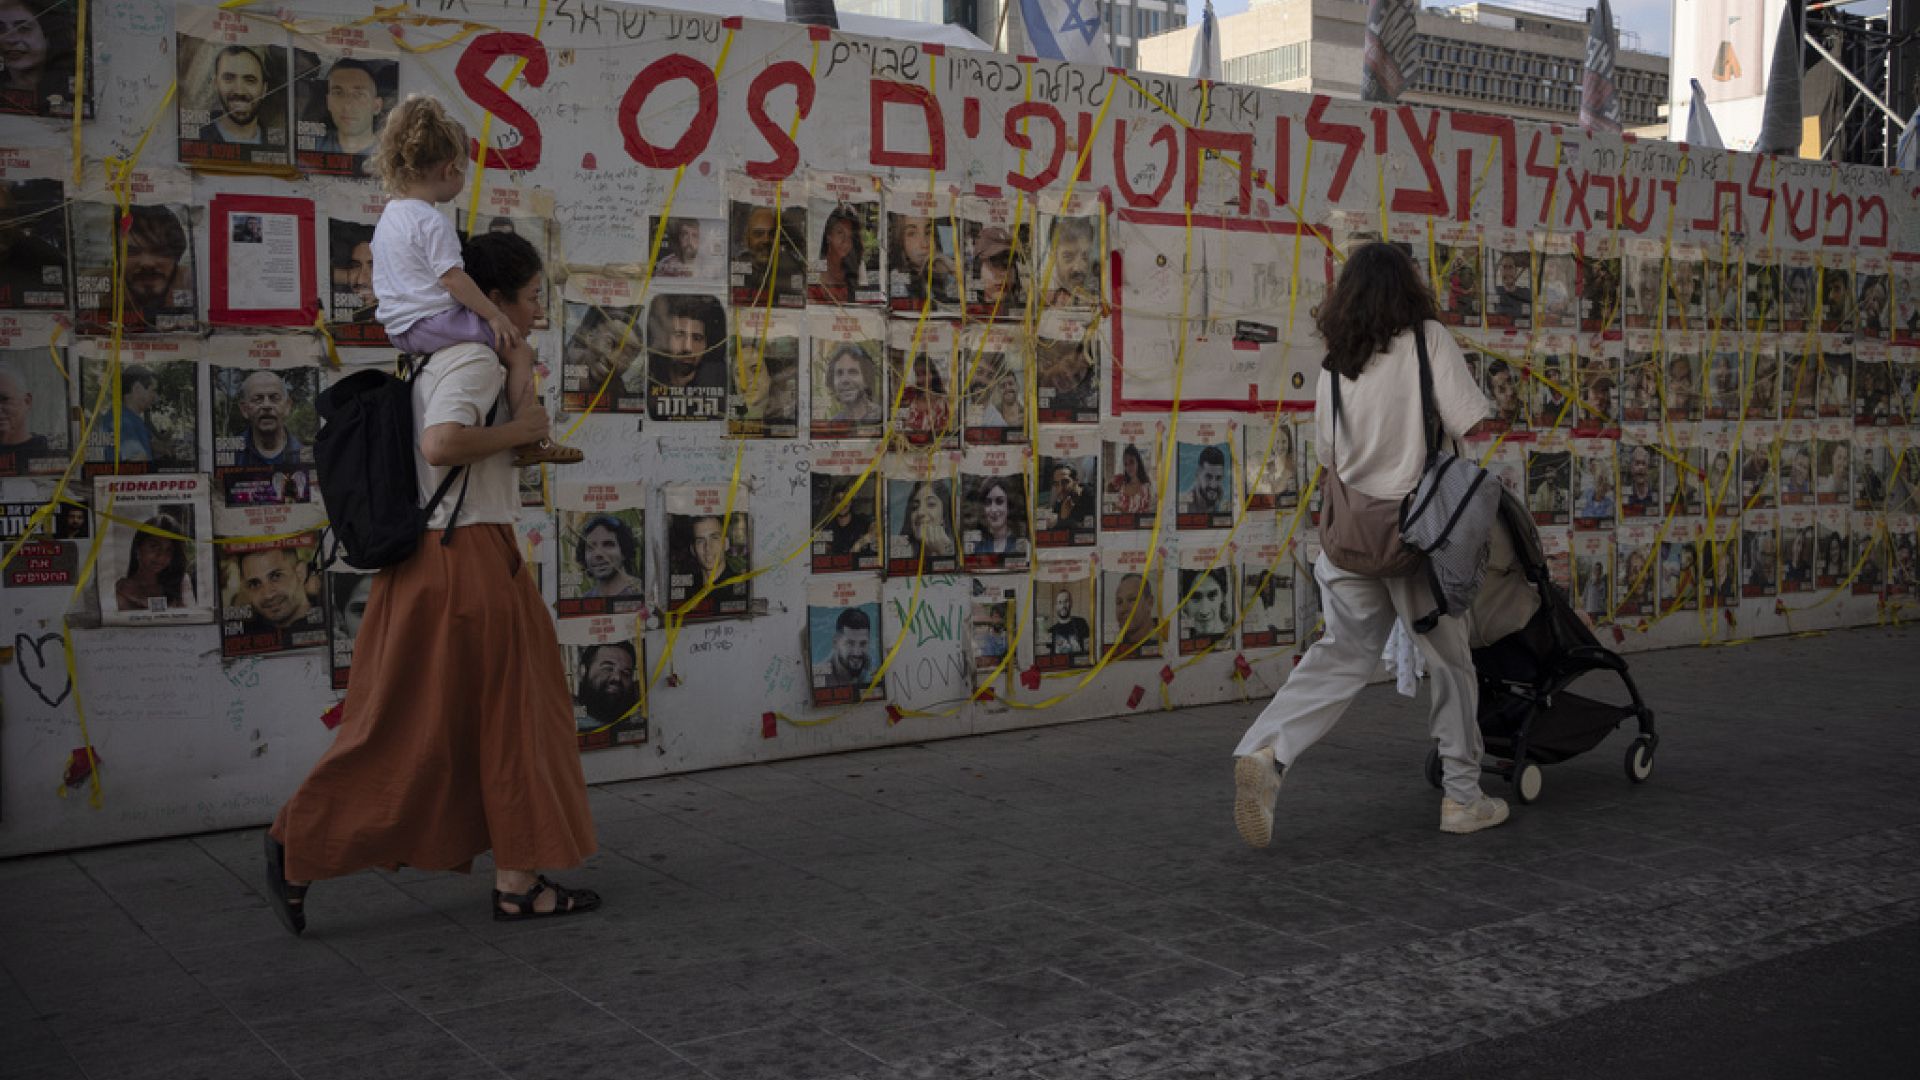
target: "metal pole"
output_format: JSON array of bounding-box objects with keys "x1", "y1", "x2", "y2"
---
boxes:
[{"x1": 1805, "y1": 30, "x2": 1904, "y2": 127}]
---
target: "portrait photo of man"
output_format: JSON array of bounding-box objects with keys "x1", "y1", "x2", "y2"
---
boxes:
[
  {"x1": 1046, "y1": 586, "x2": 1091, "y2": 657},
  {"x1": 1178, "y1": 567, "x2": 1233, "y2": 649},
  {"x1": 730, "y1": 200, "x2": 806, "y2": 307},
  {"x1": 0, "y1": 354, "x2": 65, "y2": 475},
  {"x1": 328, "y1": 219, "x2": 379, "y2": 326},
  {"x1": 178, "y1": 28, "x2": 290, "y2": 166},
  {"x1": 820, "y1": 607, "x2": 874, "y2": 689},
  {"x1": 652, "y1": 216, "x2": 708, "y2": 279},
  {"x1": 222, "y1": 543, "x2": 325, "y2": 655},
  {"x1": 558, "y1": 511, "x2": 644, "y2": 615},
  {"x1": 670, "y1": 512, "x2": 752, "y2": 618},
  {"x1": 1179, "y1": 443, "x2": 1232, "y2": 522},
  {"x1": 573, "y1": 641, "x2": 640, "y2": 730},
  {"x1": 561, "y1": 303, "x2": 645, "y2": 413},
  {"x1": 295, "y1": 53, "x2": 394, "y2": 175},
  {"x1": 646, "y1": 293, "x2": 728, "y2": 421},
  {"x1": 75, "y1": 202, "x2": 196, "y2": 334},
  {"x1": 1043, "y1": 216, "x2": 1100, "y2": 309},
  {"x1": 233, "y1": 370, "x2": 311, "y2": 470}
]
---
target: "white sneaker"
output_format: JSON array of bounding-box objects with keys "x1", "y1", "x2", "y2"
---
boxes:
[
  {"x1": 1439, "y1": 795, "x2": 1511, "y2": 834},
  {"x1": 1233, "y1": 747, "x2": 1284, "y2": 849}
]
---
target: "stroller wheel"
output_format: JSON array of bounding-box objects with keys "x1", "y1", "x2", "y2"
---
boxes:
[
  {"x1": 1512, "y1": 762, "x2": 1543, "y2": 804},
  {"x1": 1424, "y1": 746, "x2": 1444, "y2": 791},
  {"x1": 1625, "y1": 736, "x2": 1655, "y2": 784}
]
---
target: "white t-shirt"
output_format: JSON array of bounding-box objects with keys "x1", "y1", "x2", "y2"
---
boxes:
[
  {"x1": 1314, "y1": 320, "x2": 1490, "y2": 501},
  {"x1": 413, "y1": 343, "x2": 517, "y2": 529},
  {"x1": 373, "y1": 198, "x2": 462, "y2": 334}
]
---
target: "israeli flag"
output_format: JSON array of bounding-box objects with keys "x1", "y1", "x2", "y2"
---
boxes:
[{"x1": 1019, "y1": 0, "x2": 1115, "y2": 68}]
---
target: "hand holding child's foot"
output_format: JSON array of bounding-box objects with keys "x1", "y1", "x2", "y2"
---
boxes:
[{"x1": 514, "y1": 438, "x2": 585, "y2": 466}]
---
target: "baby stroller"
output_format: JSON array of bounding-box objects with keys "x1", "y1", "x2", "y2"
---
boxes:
[{"x1": 1422, "y1": 488, "x2": 1659, "y2": 804}]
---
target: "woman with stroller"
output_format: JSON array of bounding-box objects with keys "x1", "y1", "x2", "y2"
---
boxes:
[{"x1": 1231, "y1": 243, "x2": 1509, "y2": 848}]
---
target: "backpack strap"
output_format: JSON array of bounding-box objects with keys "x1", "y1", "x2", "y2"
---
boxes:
[
  {"x1": 1411, "y1": 323, "x2": 1444, "y2": 465},
  {"x1": 435, "y1": 398, "x2": 502, "y2": 548}
]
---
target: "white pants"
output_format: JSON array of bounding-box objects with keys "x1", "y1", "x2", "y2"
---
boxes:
[{"x1": 1234, "y1": 554, "x2": 1487, "y2": 804}]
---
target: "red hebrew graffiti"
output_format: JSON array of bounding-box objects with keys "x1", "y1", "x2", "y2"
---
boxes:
[
  {"x1": 1388, "y1": 107, "x2": 1447, "y2": 218},
  {"x1": 1304, "y1": 96, "x2": 1363, "y2": 205},
  {"x1": 1858, "y1": 195, "x2": 1889, "y2": 247},
  {"x1": 869, "y1": 81, "x2": 947, "y2": 171},
  {"x1": 455, "y1": 33, "x2": 548, "y2": 171},
  {"x1": 1523, "y1": 130, "x2": 1560, "y2": 228},
  {"x1": 619, "y1": 54, "x2": 720, "y2": 169},
  {"x1": 1781, "y1": 184, "x2": 1819, "y2": 242},
  {"x1": 1112, "y1": 119, "x2": 1177, "y2": 208},
  {"x1": 1450, "y1": 113, "x2": 1515, "y2": 225},
  {"x1": 1822, "y1": 191, "x2": 1853, "y2": 248},
  {"x1": 1005, "y1": 102, "x2": 1067, "y2": 193},
  {"x1": 1184, "y1": 128, "x2": 1253, "y2": 211},
  {"x1": 745, "y1": 62, "x2": 815, "y2": 180}
]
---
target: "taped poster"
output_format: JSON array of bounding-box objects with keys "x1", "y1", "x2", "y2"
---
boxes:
[
  {"x1": 1703, "y1": 340, "x2": 1742, "y2": 420},
  {"x1": 176, "y1": 5, "x2": 291, "y2": 171},
  {"x1": 1662, "y1": 426, "x2": 1705, "y2": 517},
  {"x1": 1888, "y1": 512, "x2": 1918, "y2": 597},
  {"x1": 1855, "y1": 340, "x2": 1896, "y2": 426},
  {"x1": 0, "y1": 493, "x2": 85, "y2": 588},
  {"x1": 1745, "y1": 254, "x2": 1780, "y2": 333},
  {"x1": 1539, "y1": 526, "x2": 1572, "y2": 597},
  {"x1": 324, "y1": 568, "x2": 372, "y2": 690},
  {"x1": 806, "y1": 576, "x2": 884, "y2": 707},
  {"x1": 291, "y1": 27, "x2": 397, "y2": 178},
  {"x1": 1814, "y1": 419, "x2": 1852, "y2": 506},
  {"x1": 1855, "y1": 252, "x2": 1890, "y2": 338},
  {"x1": 1616, "y1": 427, "x2": 1662, "y2": 520},
  {"x1": 728, "y1": 307, "x2": 801, "y2": 438},
  {"x1": 647, "y1": 212, "x2": 726, "y2": 285},
  {"x1": 1620, "y1": 332, "x2": 1659, "y2": 422},
  {"x1": 1036, "y1": 192, "x2": 1103, "y2": 312},
  {"x1": 1893, "y1": 263, "x2": 1920, "y2": 344},
  {"x1": 1778, "y1": 420, "x2": 1815, "y2": 506},
  {"x1": 1532, "y1": 233, "x2": 1578, "y2": 330},
  {"x1": 78, "y1": 339, "x2": 199, "y2": 475},
  {"x1": 959, "y1": 446, "x2": 1030, "y2": 573},
  {"x1": 969, "y1": 577, "x2": 1018, "y2": 678},
  {"x1": 1663, "y1": 332, "x2": 1703, "y2": 422},
  {"x1": 1780, "y1": 342, "x2": 1818, "y2": 420},
  {"x1": 325, "y1": 191, "x2": 388, "y2": 347},
  {"x1": 0, "y1": 0, "x2": 87, "y2": 117},
  {"x1": 209, "y1": 194, "x2": 315, "y2": 325},
  {"x1": 1704, "y1": 250, "x2": 1742, "y2": 334},
  {"x1": 1614, "y1": 521, "x2": 1657, "y2": 619},
  {"x1": 1526, "y1": 431, "x2": 1571, "y2": 526},
  {"x1": 0, "y1": 333, "x2": 69, "y2": 476},
  {"x1": 1480, "y1": 333, "x2": 1528, "y2": 433},
  {"x1": 1852, "y1": 512, "x2": 1886, "y2": 596},
  {"x1": 808, "y1": 172, "x2": 882, "y2": 305},
  {"x1": 1855, "y1": 428, "x2": 1892, "y2": 511},
  {"x1": 1176, "y1": 541, "x2": 1234, "y2": 657},
  {"x1": 1779, "y1": 506, "x2": 1818, "y2": 595},
  {"x1": 559, "y1": 274, "x2": 645, "y2": 413},
  {"x1": 1744, "y1": 341, "x2": 1781, "y2": 421},
  {"x1": 663, "y1": 482, "x2": 752, "y2": 621},
  {"x1": 0, "y1": 148, "x2": 69, "y2": 310},
  {"x1": 1483, "y1": 231, "x2": 1532, "y2": 330},
  {"x1": 808, "y1": 445, "x2": 882, "y2": 573},
  {"x1": 809, "y1": 307, "x2": 886, "y2": 439},
  {"x1": 1704, "y1": 516, "x2": 1740, "y2": 608},
  {"x1": 1571, "y1": 529, "x2": 1612, "y2": 622},
  {"x1": 208, "y1": 336, "x2": 321, "y2": 508},
  {"x1": 1571, "y1": 436, "x2": 1615, "y2": 532},
  {"x1": 1815, "y1": 335, "x2": 1854, "y2": 419},
  {"x1": 1101, "y1": 543, "x2": 1162, "y2": 662},
  {"x1": 555, "y1": 481, "x2": 645, "y2": 618},
  {"x1": 961, "y1": 322, "x2": 1027, "y2": 445},
  {"x1": 1702, "y1": 423, "x2": 1740, "y2": 517},
  {"x1": 1033, "y1": 310, "x2": 1100, "y2": 424},
  {"x1": 1529, "y1": 335, "x2": 1575, "y2": 429},
  {"x1": 729, "y1": 174, "x2": 806, "y2": 309},
  {"x1": 884, "y1": 451, "x2": 958, "y2": 576},
  {"x1": 1033, "y1": 428, "x2": 1097, "y2": 548},
  {"x1": 1238, "y1": 531, "x2": 1294, "y2": 650},
  {"x1": 1780, "y1": 250, "x2": 1817, "y2": 334},
  {"x1": 1892, "y1": 432, "x2": 1920, "y2": 514},
  {"x1": 1572, "y1": 338, "x2": 1620, "y2": 432},
  {"x1": 217, "y1": 533, "x2": 326, "y2": 657},
  {"x1": 72, "y1": 170, "x2": 197, "y2": 335},
  {"x1": 1432, "y1": 224, "x2": 1484, "y2": 328},
  {"x1": 1886, "y1": 346, "x2": 1916, "y2": 426},
  {"x1": 961, "y1": 193, "x2": 1028, "y2": 319},
  {"x1": 1820, "y1": 253, "x2": 1855, "y2": 335},
  {"x1": 1740, "y1": 422, "x2": 1779, "y2": 510},
  {"x1": 1479, "y1": 437, "x2": 1526, "y2": 502},
  {"x1": 556, "y1": 620, "x2": 646, "y2": 750},
  {"x1": 1576, "y1": 232, "x2": 1620, "y2": 334},
  {"x1": 1665, "y1": 244, "x2": 1704, "y2": 330},
  {"x1": 94, "y1": 473, "x2": 215, "y2": 626},
  {"x1": 1658, "y1": 520, "x2": 1704, "y2": 613},
  {"x1": 887, "y1": 316, "x2": 957, "y2": 448},
  {"x1": 885, "y1": 182, "x2": 961, "y2": 314},
  {"x1": 1622, "y1": 237, "x2": 1664, "y2": 331},
  {"x1": 645, "y1": 288, "x2": 729, "y2": 422},
  {"x1": 1175, "y1": 419, "x2": 1235, "y2": 530},
  {"x1": 1242, "y1": 415, "x2": 1299, "y2": 512},
  {"x1": 1816, "y1": 505, "x2": 1851, "y2": 588},
  {"x1": 1033, "y1": 551, "x2": 1095, "y2": 672},
  {"x1": 1741, "y1": 508, "x2": 1779, "y2": 598},
  {"x1": 1102, "y1": 417, "x2": 1163, "y2": 531}
]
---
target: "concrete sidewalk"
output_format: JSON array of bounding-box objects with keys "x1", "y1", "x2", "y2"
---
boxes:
[{"x1": 4, "y1": 627, "x2": 1918, "y2": 1080}]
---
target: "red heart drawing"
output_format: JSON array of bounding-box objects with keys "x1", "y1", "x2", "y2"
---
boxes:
[{"x1": 580, "y1": 152, "x2": 598, "y2": 170}]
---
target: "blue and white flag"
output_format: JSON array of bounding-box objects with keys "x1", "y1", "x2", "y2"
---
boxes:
[
  {"x1": 1895, "y1": 105, "x2": 1920, "y2": 171},
  {"x1": 1189, "y1": 0, "x2": 1222, "y2": 83},
  {"x1": 1686, "y1": 79, "x2": 1725, "y2": 150},
  {"x1": 1019, "y1": 0, "x2": 1114, "y2": 68}
]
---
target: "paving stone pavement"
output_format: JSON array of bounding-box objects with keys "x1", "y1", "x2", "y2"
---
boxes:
[{"x1": 3, "y1": 626, "x2": 1917, "y2": 1080}]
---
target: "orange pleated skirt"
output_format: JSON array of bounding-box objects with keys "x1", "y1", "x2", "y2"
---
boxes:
[{"x1": 272, "y1": 524, "x2": 597, "y2": 880}]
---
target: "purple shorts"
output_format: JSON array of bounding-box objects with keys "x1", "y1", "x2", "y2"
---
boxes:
[{"x1": 389, "y1": 306, "x2": 497, "y2": 356}]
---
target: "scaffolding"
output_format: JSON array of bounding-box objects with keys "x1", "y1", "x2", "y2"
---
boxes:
[{"x1": 1806, "y1": 0, "x2": 1918, "y2": 164}]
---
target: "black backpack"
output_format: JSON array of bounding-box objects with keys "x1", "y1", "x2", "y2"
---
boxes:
[{"x1": 314, "y1": 354, "x2": 481, "y2": 570}]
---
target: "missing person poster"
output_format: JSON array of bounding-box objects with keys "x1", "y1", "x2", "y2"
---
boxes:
[
  {"x1": 556, "y1": 481, "x2": 646, "y2": 618},
  {"x1": 1480, "y1": 333, "x2": 1528, "y2": 433},
  {"x1": 887, "y1": 317, "x2": 957, "y2": 448},
  {"x1": 1242, "y1": 416, "x2": 1299, "y2": 513},
  {"x1": 218, "y1": 533, "x2": 326, "y2": 657},
  {"x1": 1620, "y1": 333, "x2": 1659, "y2": 422},
  {"x1": 1779, "y1": 420, "x2": 1816, "y2": 506},
  {"x1": 1821, "y1": 337, "x2": 1859, "y2": 421},
  {"x1": 1746, "y1": 256, "x2": 1780, "y2": 333},
  {"x1": 209, "y1": 194, "x2": 317, "y2": 326},
  {"x1": 1623, "y1": 236, "x2": 1665, "y2": 331},
  {"x1": 1617, "y1": 428, "x2": 1663, "y2": 521},
  {"x1": 962, "y1": 323, "x2": 1027, "y2": 445},
  {"x1": 1239, "y1": 532, "x2": 1294, "y2": 651},
  {"x1": 1176, "y1": 421, "x2": 1236, "y2": 530},
  {"x1": 1820, "y1": 252, "x2": 1855, "y2": 335},
  {"x1": 1816, "y1": 505, "x2": 1851, "y2": 588},
  {"x1": 325, "y1": 568, "x2": 373, "y2": 690},
  {"x1": 806, "y1": 576, "x2": 884, "y2": 707},
  {"x1": 1781, "y1": 344, "x2": 1819, "y2": 420},
  {"x1": 1101, "y1": 543, "x2": 1163, "y2": 662},
  {"x1": 1664, "y1": 334, "x2": 1703, "y2": 422},
  {"x1": 1529, "y1": 337, "x2": 1574, "y2": 429},
  {"x1": 648, "y1": 213, "x2": 726, "y2": 285},
  {"x1": 1852, "y1": 512, "x2": 1886, "y2": 596},
  {"x1": 1526, "y1": 431, "x2": 1572, "y2": 526},
  {"x1": 1176, "y1": 542, "x2": 1234, "y2": 657},
  {"x1": 94, "y1": 473, "x2": 215, "y2": 626},
  {"x1": 1484, "y1": 229, "x2": 1532, "y2": 330},
  {"x1": 959, "y1": 446, "x2": 1030, "y2": 574},
  {"x1": 644, "y1": 288, "x2": 729, "y2": 422},
  {"x1": 455, "y1": 185, "x2": 554, "y2": 330},
  {"x1": 72, "y1": 175, "x2": 198, "y2": 335},
  {"x1": 325, "y1": 192, "x2": 388, "y2": 347},
  {"x1": 1741, "y1": 422, "x2": 1780, "y2": 511},
  {"x1": 1856, "y1": 428, "x2": 1893, "y2": 512},
  {"x1": 1847, "y1": 336, "x2": 1885, "y2": 423},
  {"x1": 1571, "y1": 530, "x2": 1612, "y2": 622},
  {"x1": 1658, "y1": 520, "x2": 1703, "y2": 614},
  {"x1": 729, "y1": 173, "x2": 806, "y2": 309},
  {"x1": 970, "y1": 578, "x2": 1019, "y2": 678},
  {"x1": 0, "y1": 336, "x2": 69, "y2": 476},
  {"x1": 1533, "y1": 233, "x2": 1578, "y2": 330},
  {"x1": 809, "y1": 307, "x2": 886, "y2": 439},
  {"x1": 1614, "y1": 522, "x2": 1658, "y2": 619},
  {"x1": 1036, "y1": 193, "x2": 1103, "y2": 312},
  {"x1": 1855, "y1": 252, "x2": 1890, "y2": 338},
  {"x1": 556, "y1": 617, "x2": 647, "y2": 751},
  {"x1": 885, "y1": 182, "x2": 961, "y2": 314},
  {"x1": 1741, "y1": 508, "x2": 1780, "y2": 598},
  {"x1": 1540, "y1": 525, "x2": 1572, "y2": 597},
  {"x1": 1570, "y1": 436, "x2": 1616, "y2": 532},
  {"x1": 1433, "y1": 223, "x2": 1485, "y2": 327},
  {"x1": 0, "y1": 149, "x2": 69, "y2": 310},
  {"x1": 1704, "y1": 252, "x2": 1743, "y2": 334},
  {"x1": 1572, "y1": 339, "x2": 1620, "y2": 432},
  {"x1": 1033, "y1": 310, "x2": 1101, "y2": 424},
  {"x1": 808, "y1": 172, "x2": 883, "y2": 305},
  {"x1": 1779, "y1": 507, "x2": 1818, "y2": 596},
  {"x1": 883, "y1": 451, "x2": 957, "y2": 577},
  {"x1": 1665, "y1": 244, "x2": 1704, "y2": 331},
  {"x1": 810, "y1": 445, "x2": 882, "y2": 574},
  {"x1": 961, "y1": 194, "x2": 1028, "y2": 319},
  {"x1": 1034, "y1": 428, "x2": 1098, "y2": 548},
  {"x1": 1103, "y1": 417, "x2": 1165, "y2": 531},
  {"x1": 209, "y1": 337, "x2": 321, "y2": 507},
  {"x1": 1703, "y1": 423, "x2": 1740, "y2": 517},
  {"x1": 662, "y1": 483, "x2": 752, "y2": 621},
  {"x1": 1891, "y1": 266, "x2": 1920, "y2": 345},
  {"x1": 1576, "y1": 232, "x2": 1619, "y2": 334},
  {"x1": 559, "y1": 274, "x2": 646, "y2": 414},
  {"x1": 1780, "y1": 250, "x2": 1817, "y2": 334},
  {"x1": 1663, "y1": 429, "x2": 1705, "y2": 518},
  {"x1": 729, "y1": 307, "x2": 801, "y2": 439},
  {"x1": 1704, "y1": 344, "x2": 1742, "y2": 421},
  {"x1": 176, "y1": 5, "x2": 291, "y2": 170},
  {"x1": 1033, "y1": 551, "x2": 1095, "y2": 672},
  {"x1": 77, "y1": 338, "x2": 199, "y2": 475},
  {"x1": 1815, "y1": 419, "x2": 1852, "y2": 506},
  {"x1": 1744, "y1": 341, "x2": 1781, "y2": 421},
  {"x1": 292, "y1": 30, "x2": 397, "y2": 178}
]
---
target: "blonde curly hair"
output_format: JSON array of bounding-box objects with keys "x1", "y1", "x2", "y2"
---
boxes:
[{"x1": 370, "y1": 95, "x2": 468, "y2": 194}]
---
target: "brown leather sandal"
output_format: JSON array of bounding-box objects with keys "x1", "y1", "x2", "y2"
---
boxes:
[
  {"x1": 492, "y1": 875, "x2": 601, "y2": 921},
  {"x1": 263, "y1": 832, "x2": 308, "y2": 937}
]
